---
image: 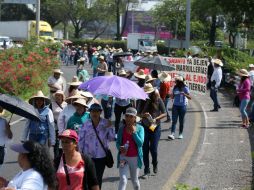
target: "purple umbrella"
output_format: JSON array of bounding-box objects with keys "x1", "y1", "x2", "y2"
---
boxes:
[{"x1": 79, "y1": 76, "x2": 148, "y2": 100}]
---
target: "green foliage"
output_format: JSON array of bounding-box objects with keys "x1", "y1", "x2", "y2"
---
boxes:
[{"x1": 0, "y1": 41, "x2": 60, "y2": 99}]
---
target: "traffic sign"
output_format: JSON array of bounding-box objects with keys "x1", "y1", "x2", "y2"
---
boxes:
[{"x1": 1, "y1": 0, "x2": 36, "y2": 4}]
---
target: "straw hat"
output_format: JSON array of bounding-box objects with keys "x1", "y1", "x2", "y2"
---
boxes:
[
  {"x1": 68, "y1": 76, "x2": 82, "y2": 86},
  {"x1": 118, "y1": 69, "x2": 127, "y2": 76},
  {"x1": 134, "y1": 69, "x2": 146, "y2": 79},
  {"x1": 98, "y1": 55, "x2": 104, "y2": 60},
  {"x1": 97, "y1": 46, "x2": 102, "y2": 50},
  {"x1": 249, "y1": 64, "x2": 254, "y2": 68},
  {"x1": 53, "y1": 69, "x2": 63, "y2": 74},
  {"x1": 175, "y1": 75, "x2": 184, "y2": 82},
  {"x1": 53, "y1": 90, "x2": 65, "y2": 100},
  {"x1": 143, "y1": 83, "x2": 155, "y2": 94},
  {"x1": 105, "y1": 72, "x2": 113, "y2": 76},
  {"x1": 213, "y1": 59, "x2": 223, "y2": 66},
  {"x1": 77, "y1": 57, "x2": 86, "y2": 62},
  {"x1": 237, "y1": 69, "x2": 249, "y2": 77},
  {"x1": 158, "y1": 72, "x2": 171, "y2": 82},
  {"x1": 0, "y1": 107, "x2": 5, "y2": 116},
  {"x1": 73, "y1": 98, "x2": 88, "y2": 108},
  {"x1": 29, "y1": 91, "x2": 50, "y2": 105},
  {"x1": 65, "y1": 90, "x2": 86, "y2": 104},
  {"x1": 145, "y1": 75, "x2": 156, "y2": 83}
]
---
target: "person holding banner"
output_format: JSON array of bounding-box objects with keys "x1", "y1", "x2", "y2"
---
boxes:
[
  {"x1": 168, "y1": 76, "x2": 191, "y2": 140},
  {"x1": 210, "y1": 59, "x2": 223, "y2": 112}
]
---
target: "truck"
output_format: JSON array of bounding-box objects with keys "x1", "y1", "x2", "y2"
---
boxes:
[
  {"x1": 127, "y1": 33, "x2": 157, "y2": 52},
  {"x1": 0, "y1": 20, "x2": 54, "y2": 42}
]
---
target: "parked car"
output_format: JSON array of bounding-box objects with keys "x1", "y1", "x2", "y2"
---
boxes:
[{"x1": 0, "y1": 36, "x2": 14, "y2": 49}]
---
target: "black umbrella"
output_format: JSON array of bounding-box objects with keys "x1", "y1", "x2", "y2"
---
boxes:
[
  {"x1": 113, "y1": 52, "x2": 132, "y2": 58},
  {"x1": 0, "y1": 94, "x2": 40, "y2": 122},
  {"x1": 134, "y1": 55, "x2": 175, "y2": 71}
]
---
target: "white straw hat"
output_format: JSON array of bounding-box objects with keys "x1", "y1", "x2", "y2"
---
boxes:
[
  {"x1": 143, "y1": 83, "x2": 155, "y2": 94},
  {"x1": 158, "y1": 72, "x2": 171, "y2": 82},
  {"x1": 68, "y1": 76, "x2": 82, "y2": 86},
  {"x1": 29, "y1": 91, "x2": 50, "y2": 105},
  {"x1": 134, "y1": 69, "x2": 146, "y2": 79}
]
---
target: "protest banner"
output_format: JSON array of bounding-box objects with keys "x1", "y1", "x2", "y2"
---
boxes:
[{"x1": 164, "y1": 57, "x2": 208, "y2": 94}]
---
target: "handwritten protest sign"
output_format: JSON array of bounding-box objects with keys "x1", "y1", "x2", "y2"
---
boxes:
[{"x1": 165, "y1": 57, "x2": 208, "y2": 94}]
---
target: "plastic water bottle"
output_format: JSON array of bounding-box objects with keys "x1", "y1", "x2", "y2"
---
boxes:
[{"x1": 124, "y1": 141, "x2": 129, "y2": 152}]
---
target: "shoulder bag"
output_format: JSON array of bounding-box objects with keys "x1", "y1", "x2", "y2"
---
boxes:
[{"x1": 91, "y1": 120, "x2": 114, "y2": 168}]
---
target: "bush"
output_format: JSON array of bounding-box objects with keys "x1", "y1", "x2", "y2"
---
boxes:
[{"x1": 0, "y1": 41, "x2": 61, "y2": 100}]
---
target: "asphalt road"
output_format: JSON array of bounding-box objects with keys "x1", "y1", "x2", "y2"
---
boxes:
[
  {"x1": 0, "y1": 64, "x2": 206, "y2": 190},
  {"x1": 2, "y1": 63, "x2": 251, "y2": 190}
]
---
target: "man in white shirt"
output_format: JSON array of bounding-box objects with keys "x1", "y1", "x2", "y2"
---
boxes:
[
  {"x1": 47, "y1": 69, "x2": 65, "y2": 100},
  {"x1": 210, "y1": 59, "x2": 223, "y2": 112}
]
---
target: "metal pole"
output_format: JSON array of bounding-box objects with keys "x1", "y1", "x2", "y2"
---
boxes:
[
  {"x1": 131, "y1": 10, "x2": 134, "y2": 33},
  {"x1": 185, "y1": 0, "x2": 191, "y2": 49},
  {"x1": 35, "y1": 0, "x2": 40, "y2": 41}
]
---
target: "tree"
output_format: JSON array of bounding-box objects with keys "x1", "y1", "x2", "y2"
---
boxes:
[
  {"x1": 152, "y1": 0, "x2": 186, "y2": 39},
  {"x1": 0, "y1": 4, "x2": 35, "y2": 21},
  {"x1": 192, "y1": 0, "x2": 222, "y2": 46}
]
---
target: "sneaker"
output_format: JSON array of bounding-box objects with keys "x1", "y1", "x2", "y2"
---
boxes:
[
  {"x1": 168, "y1": 134, "x2": 175, "y2": 140},
  {"x1": 141, "y1": 168, "x2": 150, "y2": 179},
  {"x1": 153, "y1": 164, "x2": 158, "y2": 174},
  {"x1": 178, "y1": 134, "x2": 183, "y2": 139}
]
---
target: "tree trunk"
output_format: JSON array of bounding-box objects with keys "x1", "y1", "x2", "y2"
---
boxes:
[
  {"x1": 116, "y1": 0, "x2": 121, "y2": 40},
  {"x1": 74, "y1": 26, "x2": 80, "y2": 38},
  {"x1": 209, "y1": 15, "x2": 216, "y2": 46},
  {"x1": 120, "y1": 0, "x2": 130, "y2": 37}
]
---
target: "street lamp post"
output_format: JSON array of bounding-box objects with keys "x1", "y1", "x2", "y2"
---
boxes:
[{"x1": 185, "y1": 0, "x2": 191, "y2": 49}]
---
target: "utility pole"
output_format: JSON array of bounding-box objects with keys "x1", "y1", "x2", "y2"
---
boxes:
[
  {"x1": 35, "y1": 0, "x2": 40, "y2": 41},
  {"x1": 185, "y1": 0, "x2": 191, "y2": 49}
]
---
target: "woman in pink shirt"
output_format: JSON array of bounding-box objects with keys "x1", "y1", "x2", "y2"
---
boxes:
[{"x1": 237, "y1": 69, "x2": 251, "y2": 128}]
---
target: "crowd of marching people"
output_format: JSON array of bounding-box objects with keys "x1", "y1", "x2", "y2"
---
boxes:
[{"x1": 1, "y1": 43, "x2": 252, "y2": 190}]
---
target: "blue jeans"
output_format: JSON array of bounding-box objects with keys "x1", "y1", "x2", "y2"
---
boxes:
[
  {"x1": 29, "y1": 134, "x2": 48, "y2": 145},
  {"x1": 171, "y1": 105, "x2": 187, "y2": 134},
  {"x1": 101, "y1": 99, "x2": 112, "y2": 119},
  {"x1": 142, "y1": 124, "x2": 161, "y2": 173},
  {"x1": 240, "y1": 99, "x2": 249, "y2": 119},
  {"x1": 93, "y1": 68, "x2": 97, "y2": 77},
  {"x1": 164, "y1": 97, "x2": 170, "y2": 119},
  {"x1": 210, "y1": 88, "x2": 219, "y2": 110}
]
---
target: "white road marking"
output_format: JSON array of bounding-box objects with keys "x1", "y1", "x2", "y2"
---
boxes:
[{"x1": 10, "y1": 118, "x2": 25, "y2": 125}]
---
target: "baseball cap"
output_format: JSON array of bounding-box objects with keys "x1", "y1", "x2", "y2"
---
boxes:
[
  {"x1": 125, "y1": 107, "x2": 137, "y2": 117},
  {"x1": 89, "y1": 103, "x2": 103, "y2": 111},
  {"x1": 10, "y1": 143, "x2": 30, "y2": 154},
  {"x1": 59, "y1": 129, "x2": 78, "y2": 143}
]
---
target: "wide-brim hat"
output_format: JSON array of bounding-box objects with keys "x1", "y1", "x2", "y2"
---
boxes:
[
  {"x1": 118, "y1": 69, "x2": 127, "y2": 76},
  {"x1": 59, "y1": 129, "x2": 78, "y2": 143},
  {"x1": 134, "y1": 69, "x2": 146, "y2": 79},
  {"x1": 105, "y1": 72, "x2": 113, "y2": 76},
  {"x1": 65, "y1": 91, "x2": 86, "y2": 104},
  {"x1": 53, "y1": 90, "x2": 65, "y2": 100},
  {"x1": 175, "y1": 75, "x2": 184, "y2": 82},
  {"x1": 213, "y1": 59, "x2": 223, "y2": 66},
  {"x1": 98, "y1": 55, "x2": 104, "y2": 60},
  {"x1": 29, "y1": 91, "x2": 50, "y2": 105},
  {"x1": 145, "y1": 75, "x2": 156, "y2": 83},
  {"x1": 97, "y1": 46, "x2": 102, "y2": 50},
  {"x1": 143, "y1": 83, "x2": 155, "y2": 94},
  {"x1": 68, "y1": 76, "x2": 82, "y2": 86},
  {"x1": 73, "y1": 98, "x2": 88, "y2": 108},
  {"x1": 237, "y1": 69, "x2": 249, "y2": 77},
  {"x1": 249, "y1": 64, "x2": 254, "y2": 68},
  {"x1": 78, "y1": 57, "x2": 86, "y2": 62},
  {"x1": 158, "y1": 72, "x2": 171, "y2": 82},
  {"x1": 53, "y1": 69, "x2": 63, "y2": 74}
]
